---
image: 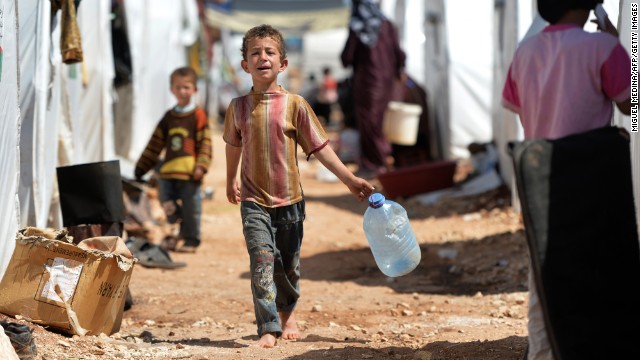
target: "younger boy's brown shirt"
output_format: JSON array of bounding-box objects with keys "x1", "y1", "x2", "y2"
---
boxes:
[{"x1": 136, "y1": 107, "x2": 212, "y2": 180}]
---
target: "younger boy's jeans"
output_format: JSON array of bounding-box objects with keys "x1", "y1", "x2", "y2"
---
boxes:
[
  {"x1": 240, "y1": 200, "x2": 305, "y2": 337},
  {"x1": 159, "y1": 178, "x2": 202, "y2": 247}
]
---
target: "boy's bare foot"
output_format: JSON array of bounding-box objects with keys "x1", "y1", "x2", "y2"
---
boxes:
[
  {"x1": 256, "y1": 332, "x2": 277, "y2": 348},
  {"x1": 279, "y1": 311, "x2": 301, "y2": 340}
]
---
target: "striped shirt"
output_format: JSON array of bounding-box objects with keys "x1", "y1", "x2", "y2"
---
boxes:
[{"x1": 223, "y1": 86, "x2": 329, "y2": 208}]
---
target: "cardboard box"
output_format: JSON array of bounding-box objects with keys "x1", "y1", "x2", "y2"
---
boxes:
[{"x1": 0, "y1": 228, "x2": 135, "y2": 336}]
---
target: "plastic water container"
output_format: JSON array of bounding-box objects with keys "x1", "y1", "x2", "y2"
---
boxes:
[{"x1": 363, "y1": 193, "x2": 421, "y2": 277}]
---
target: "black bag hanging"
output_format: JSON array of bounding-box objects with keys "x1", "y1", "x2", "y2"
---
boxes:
[
  {"x1": 510, "y1": 126, "x2": 640, "y2": 360},
  {"x1": 57, "y1": 160, "x2": 126, "y2": 227}
]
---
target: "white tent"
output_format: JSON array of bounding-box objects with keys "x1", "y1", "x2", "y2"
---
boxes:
[
  {"x1": 356, "y1": 0, "x2": 638, "y2": 228},
  {"x1": 0, "y1": 0, "x2": 21, "y2": 280},
  {"x1": 0, "y1": 0, "x2": 117, "y2": 280},
  {"x1": 123, "y1": 0, "x2": 200, "y2": 168},
  {"x1": 18, "y1": 0, "x2": 62, "y2": 230},
  {"x1": 1, "y1": 0, "x2": 637, "y2": 281},
  {"x1": 393, "y1": 0, "x2": 636, "y2": 218},
  {"x1": 204, "y1": 0, "x2": 349, "y2": 36},
  {"x1": 0, "y1": 0, "x2": 199, "y2": 280}
]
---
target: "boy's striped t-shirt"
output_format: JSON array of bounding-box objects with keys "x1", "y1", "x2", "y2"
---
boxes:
[{"x1": 223, "y1": 86, "x2": 329, "y2": 208}]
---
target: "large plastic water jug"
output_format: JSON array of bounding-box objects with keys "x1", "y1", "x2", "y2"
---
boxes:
[{"x1": 363, "y1": 193, "x2": 421, "y2": 277}]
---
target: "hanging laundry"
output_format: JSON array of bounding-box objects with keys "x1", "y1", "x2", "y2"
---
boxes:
[{"x1": 58, "y1": 0, "x2": 83, "y2": 64}]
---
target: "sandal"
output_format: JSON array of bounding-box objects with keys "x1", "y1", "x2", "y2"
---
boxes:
[{"x1": 126, "y1": 237, "x2": 187, "y2": 269}]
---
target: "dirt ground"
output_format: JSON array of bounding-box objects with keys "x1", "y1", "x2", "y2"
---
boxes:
[{"x1": 2, "y1": 129, "x2": 531, "y2": 360}]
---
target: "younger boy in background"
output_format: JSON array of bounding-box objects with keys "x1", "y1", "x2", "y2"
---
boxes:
[
  {"x1": 224, "y1": 24, "x2": 374, "y2": 348},
  {"x1": 135, "y1": 66, "x2": 212, "y2": 253}
]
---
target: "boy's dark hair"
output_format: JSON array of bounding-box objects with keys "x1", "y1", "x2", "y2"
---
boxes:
[
  {"x1": 170, "y1": 67, "x2": 198, "y2": 86},
  {"x1": 323, "y1": 67, "x2": 331, "y2": 76},
  {"x1": 241, "y1": 24, "x2": 286, "y2": 61},
  {"x1": 538, "y1": 0, "x2": 601, "y2": 24}
]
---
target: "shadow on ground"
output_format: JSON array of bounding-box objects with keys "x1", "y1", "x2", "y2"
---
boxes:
[
  {"x1": 241, "y1": 230, "x2": 528, "y2": 296},
  {"x1": 152, "y1": 337, "x2": 246, "y2": 349},
  {"x1": 282, "y1": 336, "x2": 527, "y2": 360},
  {"x1": 238, "y1": 333, "x2": 369, "y2": 344},
  {"x1": 304, "y1": 186, "x2": 512, "y2": 220}
]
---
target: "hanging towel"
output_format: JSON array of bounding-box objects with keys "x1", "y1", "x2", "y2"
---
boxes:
[{"x1": 59, "y1": 0, "x2": 83, "y2": 64}]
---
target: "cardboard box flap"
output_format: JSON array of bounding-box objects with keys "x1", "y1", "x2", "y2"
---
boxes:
[
  {"x1": 0, "y1": 228, "x2": 135, "y2": 336},
  {"x1": 20, "y1": 226, "x2": 70, "y2": 242},
  {"x1": 77, "y1": 236, "x2": 135, "y2": 271}
]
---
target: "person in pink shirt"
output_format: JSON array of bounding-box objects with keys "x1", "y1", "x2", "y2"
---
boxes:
[
  {"x1": 314, "y1": 66, "x2": 339, "y2": 126},
  {"x1": 502, "y1": 1, "x2": 631, "y2": 359},
  {"x1": 224, "y1": 24, "x2": 375, "y2": 349},
  {"x1": 503, "y1": 3, "x2": 631, "y2": 140}
]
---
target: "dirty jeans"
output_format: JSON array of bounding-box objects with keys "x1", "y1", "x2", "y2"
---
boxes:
[
  {"x1": 159, "y1": 178, "x2": 202, "y2": 247},
  {"x1": 240, "y1": 200, "x2": 305, "y2": 337}
]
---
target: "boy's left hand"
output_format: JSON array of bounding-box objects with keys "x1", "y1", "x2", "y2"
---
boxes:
[{"x1": 193, "y1": 167, "x2": 205, "y2": 182}]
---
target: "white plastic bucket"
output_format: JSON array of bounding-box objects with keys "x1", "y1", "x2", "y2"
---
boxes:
[{"x1": 382, "y1": 101, "x2": 422, "y2": 146}]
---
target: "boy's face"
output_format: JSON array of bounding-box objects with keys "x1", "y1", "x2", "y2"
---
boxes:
[
  {"x1": 170, "y1": 75, "x2": 197, "y2": 107},
  {"x1": 241, "y1": 36, "x2": 288, "y2": 92}
]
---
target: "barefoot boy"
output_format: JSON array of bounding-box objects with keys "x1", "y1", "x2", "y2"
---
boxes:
[{"x1": 223, "y1": 24, "x2": 374, "y2": 348}]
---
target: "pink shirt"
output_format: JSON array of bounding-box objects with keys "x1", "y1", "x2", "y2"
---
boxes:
[
  {"x1": 223, "y1": 86, "x2": 329, "y2": 208},
  {"x1": 502, "y1": 24, "x2": 630, "y2": 139}
]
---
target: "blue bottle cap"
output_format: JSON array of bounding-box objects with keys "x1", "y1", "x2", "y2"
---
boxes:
[{"x1": 368, "y1": 193, "x2": 385, "y2": 209}]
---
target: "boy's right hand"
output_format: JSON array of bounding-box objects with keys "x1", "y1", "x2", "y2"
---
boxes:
[
  {"x1": 348, "y1": 177, "x2": 375, "y2": 202},
  {"x1": 134, "y1": 167, "x2": 145, "y2": 180},
  {"x1": 227, "y1": 180, "x2": 241, "y2": 204}
]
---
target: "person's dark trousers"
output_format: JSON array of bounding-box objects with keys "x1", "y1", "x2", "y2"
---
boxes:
[{"x1": 159, "y1": 178, "x2": 202, "y2": 247}]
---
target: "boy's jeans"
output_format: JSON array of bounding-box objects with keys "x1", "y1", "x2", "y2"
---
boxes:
[
  {"x1": 240, "y1": 200, "x2": 305, "y2": 337},
  {"x1": 159, "y1": 178, "x2": 202, "y2": 247}
]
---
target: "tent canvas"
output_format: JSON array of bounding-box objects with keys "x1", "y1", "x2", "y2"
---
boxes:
[
  {"x1": 0, "y1": 0, "x2": 21, "y2": 281},
  {"x1": 0, "y1": 0, "x2": 637, "y2": 282},
  {"x1": 204, "y1": 0, "x2": 349, "y2": 36},
  {"x1": 124, "y1": 0, "x2": 200, "y2": 167}
]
